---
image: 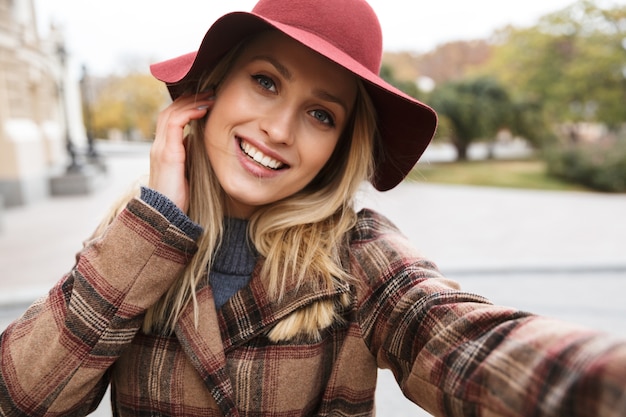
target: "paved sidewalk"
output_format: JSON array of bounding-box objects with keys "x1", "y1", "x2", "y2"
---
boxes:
[
  {"x1": 0, "y1": 146, "x2": 151, "y2": 307},
  {"x1": 1, "y1": 143, "x2": 625, "y2": 416}
]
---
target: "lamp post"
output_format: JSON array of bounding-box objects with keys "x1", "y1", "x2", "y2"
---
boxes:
[
  {"x1": 56, "y1": 42, "x2": 82, "y2": 173},
  {"x1": 50, "y1": 41, "x2": 106, "y2": 195},
  {"x1": 80, "y1": 64, "x2": 100, "y2": 164}
]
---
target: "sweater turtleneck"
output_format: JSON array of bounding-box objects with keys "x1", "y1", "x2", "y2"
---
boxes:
[
  {"x1": 209, "y1": 217, "x2": 257, "y2": 309},
  {"x1": 138, "y1": 187, "x2": 257, "y2": 309}
]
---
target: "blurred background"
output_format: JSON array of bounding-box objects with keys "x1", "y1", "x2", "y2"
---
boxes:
[{"x1": 1, "y1": 0, "x2": 626, "y2": 416}]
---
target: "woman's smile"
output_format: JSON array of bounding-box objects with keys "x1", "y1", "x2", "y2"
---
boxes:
[{"x1": 239, "y1": 138, "x2": 288, "y2": 170}]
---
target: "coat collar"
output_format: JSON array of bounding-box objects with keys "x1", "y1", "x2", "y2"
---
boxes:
[
  {"x1": 217, "y1": 263, "x2": 352, "y2": 351},
  {"x1": 174, "y1": 260, "x2": 352, "y2": 417}
]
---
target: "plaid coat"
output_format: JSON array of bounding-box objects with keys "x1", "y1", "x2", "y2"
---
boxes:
[{"x1": 1, "y1": 198, "x2": 625, "y2": 416}]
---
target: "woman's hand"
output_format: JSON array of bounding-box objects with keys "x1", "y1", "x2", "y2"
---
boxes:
[{"x1": 149, "y1": 92, "x2": 214, "y2": 212}]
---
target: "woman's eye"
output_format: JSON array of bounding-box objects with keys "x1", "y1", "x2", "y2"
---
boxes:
[
  {"x1": 252, "y1": 75, "x2": 276, "y2": 92},
  {"x1": 310, "y1": 109, "x2": 335, "y2": 127}
]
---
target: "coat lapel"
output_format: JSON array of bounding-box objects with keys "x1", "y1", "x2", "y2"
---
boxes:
[
  {"x1": 217, "y1": 262, "x2": 352, "y2": 352},
  {"x1": 174, "y1": 283, "x2": 239, "y2": 417},
  {"x1": 173, "y1": 255, "x2": 352, "y2": 416}
]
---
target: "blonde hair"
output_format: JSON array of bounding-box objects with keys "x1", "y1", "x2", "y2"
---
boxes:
[{"x1": 96, "y1": 35, "x2": 378, "y2": 342}]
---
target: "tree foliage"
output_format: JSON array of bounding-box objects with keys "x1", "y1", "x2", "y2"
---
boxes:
[
  {"x1": 89, "y1": 73, "x2": 168, "y2": 140},
  {"x1": 429, "y1": 77, "x2": 517, "y2": 160},
  {"x1": 383, "y1": 40, "x2": 492, "y2": 85},
  {"x1": 379, "y1": 63, "x2": 422, "y2": 99},
  {"x1": 482, "y1": 0, "x2": 626, "y2": 130}
]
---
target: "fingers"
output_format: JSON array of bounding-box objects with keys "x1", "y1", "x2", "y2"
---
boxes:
[
  {"x1": 154, "y1": 92, "x2": 214, "y2": 155},
  {"x1": 149, "y1": 92, "x2": 215, "y2": 211}
]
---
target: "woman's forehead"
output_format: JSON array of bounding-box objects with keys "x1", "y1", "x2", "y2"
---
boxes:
[{"x1": 236, "y1": 31, "x2": 358, "y2": 104}]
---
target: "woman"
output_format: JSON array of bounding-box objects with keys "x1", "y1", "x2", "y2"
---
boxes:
[{"x1": 1, "y1": 0, "x2": 624, "y2": 416}]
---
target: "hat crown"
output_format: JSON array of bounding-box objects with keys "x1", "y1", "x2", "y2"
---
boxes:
[{"x1": 252, "y1": 0, "x2": 383, "y2": 74}]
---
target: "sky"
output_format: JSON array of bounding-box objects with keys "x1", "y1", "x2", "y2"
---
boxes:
[{"x1": 33, "y1": 0, "x2": 626, "y2": 77}]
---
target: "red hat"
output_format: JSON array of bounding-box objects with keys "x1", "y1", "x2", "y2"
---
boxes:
[{"x1": 150, "y1": 0, "x2": 437, "y2": 191}]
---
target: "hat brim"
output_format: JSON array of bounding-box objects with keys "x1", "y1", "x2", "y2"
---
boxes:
[{"x1": 150, "y1": 12, "x2": 437, "y2": 191}]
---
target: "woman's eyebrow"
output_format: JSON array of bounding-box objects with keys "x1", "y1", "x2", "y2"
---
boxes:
[
  {"x1": 251, "y1": 55, "x2": 292, "y2": 80},
  {"x1": 312, "y1": 89, "x2": 348, "y2": 114},
  {"x1": 251, "y1": 54, "x2": 348, "y2": 113}
]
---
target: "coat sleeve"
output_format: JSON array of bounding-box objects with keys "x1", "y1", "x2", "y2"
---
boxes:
[
  {"x1": 0, "y1": 198, "x2": 198, "y2": 416},
  {"x1": 351, "y1": 209, "x2": 626, "y2": 417}
]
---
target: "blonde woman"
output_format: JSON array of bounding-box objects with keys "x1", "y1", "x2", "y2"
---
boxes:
[{"x1": 1, "y1": 0, "x2": 624, "y2": 416}]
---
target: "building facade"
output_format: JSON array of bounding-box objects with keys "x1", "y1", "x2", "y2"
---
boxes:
[{"x1": 0, "y1": 0, "x2": 82, "y2": 207}]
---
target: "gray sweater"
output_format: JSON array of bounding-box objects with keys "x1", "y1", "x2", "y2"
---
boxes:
[{"x1": 140, "y1": 187, "x2": 256, "y2": 309}]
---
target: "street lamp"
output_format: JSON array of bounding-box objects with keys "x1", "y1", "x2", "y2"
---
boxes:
[
  {"x1": 56, "y1": 42, "x2": 81, "y2": 173},
  {"x1": 80, "y1": 64, "x2": 100, "y2": 164}
]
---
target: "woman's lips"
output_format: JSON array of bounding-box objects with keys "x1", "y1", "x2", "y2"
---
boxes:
[{"x1": 238, "y1": 138, "x2": 288, "y2": 170}]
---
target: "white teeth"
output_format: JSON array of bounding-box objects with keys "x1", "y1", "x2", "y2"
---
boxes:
[{"x1": 241, "y1": 140, "x2": 284, "y2": 170}]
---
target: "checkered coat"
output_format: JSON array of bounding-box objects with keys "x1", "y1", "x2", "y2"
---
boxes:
[{"x1": 1, "y1": 198, "x2": 625, "y2": 416}]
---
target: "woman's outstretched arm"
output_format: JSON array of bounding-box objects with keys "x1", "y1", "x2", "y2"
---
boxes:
[{"x1": 352, "y1": 209, "x2": 626, "y2": 417}]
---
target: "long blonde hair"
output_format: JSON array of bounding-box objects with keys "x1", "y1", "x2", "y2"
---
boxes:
[{"x1": 97, "y1": 35, "x2": 378, "y2": 341}]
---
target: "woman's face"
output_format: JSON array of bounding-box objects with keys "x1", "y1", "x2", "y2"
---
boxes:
[{"x1": 203, "y1": 31, "x2": 357, "y2": 218}]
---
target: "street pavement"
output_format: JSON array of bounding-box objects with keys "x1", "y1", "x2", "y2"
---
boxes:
[{"x1": 1, "y1": 142, "x2": 625, "y2": 416}]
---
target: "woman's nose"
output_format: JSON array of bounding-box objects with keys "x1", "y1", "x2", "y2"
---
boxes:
[{"x1": 260, "y1": 105, "x2": 296, "y2": 146}]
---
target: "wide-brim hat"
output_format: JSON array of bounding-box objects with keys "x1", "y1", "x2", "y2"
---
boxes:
[{"x1": 150, "y1": 0, "x2": 437, "y2": 191}]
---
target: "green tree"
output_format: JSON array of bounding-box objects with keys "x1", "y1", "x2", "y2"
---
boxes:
[
  {"x1": 429, "y1": 77, "x2": 515, "y2": 160},
  {"x1": 483, "y1": 0, "x2": 626, "y2": 135}
]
